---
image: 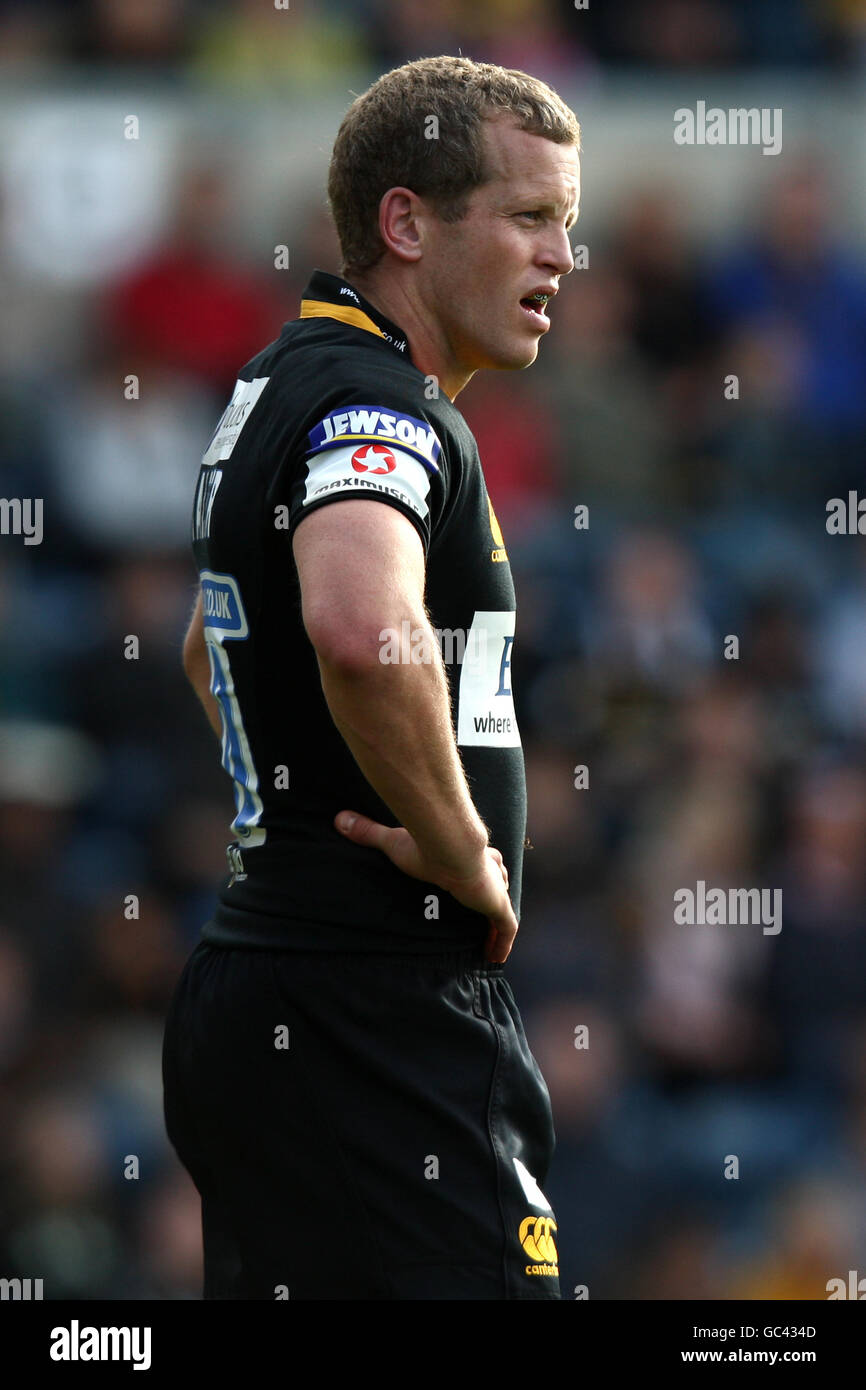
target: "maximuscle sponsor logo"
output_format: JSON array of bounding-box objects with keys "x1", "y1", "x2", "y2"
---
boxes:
[
  {"x1": 49, "y1": 1320, "x2": 152, "y2": 1370},
  {"x1": 301, "y1": 436, "x2": 434, "y2": 523},
  {"x1": 308, "y1": 472, "x2": 426, "y2": 516},
  {"x1": 519, "y1": 1216, "x2": 559, "y2": 1277},
  {"x1": 307, "y1": 406, "x2": 441, "y2": 471},
  {"x1": 674, "y1": 880, "x2": 782, "y2": 935},
  {"x1": 350, "y1": 443, "x2": 396, "y2": 474}
]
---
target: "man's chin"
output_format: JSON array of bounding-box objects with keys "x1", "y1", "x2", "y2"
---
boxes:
[{"x1": 485, "y1": 339, "x2": 540, "y2": 371}]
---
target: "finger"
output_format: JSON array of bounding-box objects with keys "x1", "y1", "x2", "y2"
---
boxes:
[
  {"x1": 484, "y1": 922, "x2": 499, "y2": 962},
  {"x1": 485, "y1": 928, "x2": 511, "y2": 965},
  {"x1": 334, "y1": 810, "x2": 394, "y2": 852},
  {"x1": 486, "y1": 847, "x2": 508, "y2": 887},
  {"x1": 484, "y1": 909, "x2": 517, "y2": 964}
]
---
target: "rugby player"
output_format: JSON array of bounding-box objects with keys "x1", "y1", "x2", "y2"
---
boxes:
[{"x1": 163, "y1": 54, "x2": 580, "y2": 1300}]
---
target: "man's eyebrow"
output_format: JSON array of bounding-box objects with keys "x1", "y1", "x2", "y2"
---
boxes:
[
  {"x1": 542, "y1": 200, "x2": 581, "y2": 229},
  {"x1": 507, "y1": 189, "x2": 580, "y2": 226}
]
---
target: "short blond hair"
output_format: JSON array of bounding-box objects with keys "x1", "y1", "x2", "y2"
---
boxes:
[{"x1": 328, "y1": 55, "x2": 581, "y2": 279}]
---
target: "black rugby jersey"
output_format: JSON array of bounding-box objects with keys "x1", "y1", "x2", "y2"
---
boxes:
[{"x1": 192, "y1": 269, "x2": 527, "y2": 952}]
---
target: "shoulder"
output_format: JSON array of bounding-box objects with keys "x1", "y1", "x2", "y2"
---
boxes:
[
  {"x1": 278, "y1": 318, "x2": 459, "y2": 414},
  {"x1": 289, "y1": 334, "x2": 468, "y2": 466}
]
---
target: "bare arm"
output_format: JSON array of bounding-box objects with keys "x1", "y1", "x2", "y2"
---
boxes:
[
  {"x1": 182, "y1": 589, "x2": 222, "y2": 741},
  {"x1": 293, "y1": 499, "x2": 518, "y2": 962}
]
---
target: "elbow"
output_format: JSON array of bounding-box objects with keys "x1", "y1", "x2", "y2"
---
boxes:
[
  {"x1": 182, "y1": 634, "x2": 197, "y2": 682},
  {"x1": 304, "y1": 610, "x2": 394, "y2": 675},
  {"x1": 182, "y1": 631, "x2": 209, "y2": 687}
]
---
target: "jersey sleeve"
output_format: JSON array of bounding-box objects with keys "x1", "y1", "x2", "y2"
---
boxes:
[{"x1": 279, "y1": 400, "x2": 448, "y2": 558}]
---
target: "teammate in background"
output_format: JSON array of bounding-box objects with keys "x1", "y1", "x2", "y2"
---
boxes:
[{"x1": 163, "y1": 55, "x2": 580, "y2": 1300}]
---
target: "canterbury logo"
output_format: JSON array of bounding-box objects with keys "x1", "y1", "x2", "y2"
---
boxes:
[
  {"x1": 488, "y1": 496, "x2": 508, "y2": 563},
  {"x1": 519, "y1": 1215, "x2": 559, "y2": 1273}
]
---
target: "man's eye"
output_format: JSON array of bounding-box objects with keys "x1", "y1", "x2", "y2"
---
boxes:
[{"x1": 518, "y1": 211, "x2": 542, "y2": 222}]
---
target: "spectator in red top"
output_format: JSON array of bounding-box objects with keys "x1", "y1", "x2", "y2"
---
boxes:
[
  {"x1": 104, "y1": 161, "x2": 291, "y2": 395},
  {"x1": 460, "y1": 373, "x2": 562, "y2": 537}
]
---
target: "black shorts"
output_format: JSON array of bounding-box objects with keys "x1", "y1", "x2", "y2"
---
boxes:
[{"x1": 162, "y1": 940, "x2": 561, "y2": 1300}]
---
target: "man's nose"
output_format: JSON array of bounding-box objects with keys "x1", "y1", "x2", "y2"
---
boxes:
[{"x1": 540, "y1": 225, "x2": 575, "y2": 277}]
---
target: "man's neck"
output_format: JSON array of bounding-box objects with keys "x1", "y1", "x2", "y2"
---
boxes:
[{"x1": 349, "y1": 269, "x2": 472, "y2": 401}]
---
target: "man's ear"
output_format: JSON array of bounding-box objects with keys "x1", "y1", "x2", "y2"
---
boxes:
[{"x1": 378, "y1": 187, "x2": 425, "y2": 264}]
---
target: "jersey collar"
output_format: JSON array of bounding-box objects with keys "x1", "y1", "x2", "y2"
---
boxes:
[{"x1": 299, "y1": 270, "x2": 411, "y2": 359}]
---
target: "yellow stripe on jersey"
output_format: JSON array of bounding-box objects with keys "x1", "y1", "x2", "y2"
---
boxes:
[{"x1": 299, "y1": 300, "x2": 386, "y2": 340}]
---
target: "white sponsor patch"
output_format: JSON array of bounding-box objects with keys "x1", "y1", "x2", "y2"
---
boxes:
[
  {"x1": 513, "y1": 1158, "x2": 553, "y2": 1212},
  {"x1": 302, "y1": 442, "x2": 432, "y2": 521},
  {"x1": 456, "y1": 610, "x2": 521, "y2": 747},
  {"x1": 202, "y1": 377, "x2": 270, "y2": 466}
]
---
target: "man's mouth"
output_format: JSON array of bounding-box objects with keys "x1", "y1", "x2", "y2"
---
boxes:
[{"x1": 519, "y1": 291, "x2": 552, "y2": 324}]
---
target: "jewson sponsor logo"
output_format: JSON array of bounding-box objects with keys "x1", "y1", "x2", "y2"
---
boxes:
[
  {"x1": 308, "y1": 407, "x2": 441, "y2": 469},
  {"x1": 674, "y1": 101, "x2": 782, "y2": 156},
  {"x1": 674, "y1": 880, "x2": 782, "y2": 935},
  {"x1": 49, "y1": 1320, "x2": 151, "y2": 1371}
]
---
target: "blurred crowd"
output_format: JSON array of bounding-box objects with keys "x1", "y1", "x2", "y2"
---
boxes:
[
  {"x1": 0, "y1": 0, "x2": 863, "y2": 80},
  {"x1": 2, "y1": 19, "x2": 866, "y2": 1301},
  {"x1": 497, "y1": 156, "x2": 866, "y2": 1299}
]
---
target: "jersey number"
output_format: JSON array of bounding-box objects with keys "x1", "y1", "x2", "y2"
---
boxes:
[{"x1": 200, "y1": 570, "x2": 266, "y2": 848}]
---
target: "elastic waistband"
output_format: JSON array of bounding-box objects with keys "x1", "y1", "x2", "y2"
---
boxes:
[
  {"x1": 197, "y1": 924, "x2": 504, "y2": 974},
  {"x1": 198, "y1": 917, "x2": 500, "y2": 973}
]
